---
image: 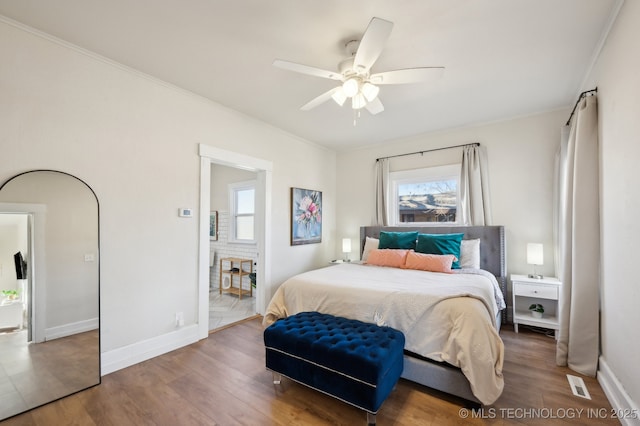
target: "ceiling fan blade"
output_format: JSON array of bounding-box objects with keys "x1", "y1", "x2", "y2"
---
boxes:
[
  {"x1": 370, "y1": 67, "x2": 445, "y2": 85},
  {"x1": 353, "y1": 17, "x2": 393, "y2": 73},
  {"x1": 365, "y1": 97, "x2": 384, "y2": 115},
  {"x1": 300, "y1": 87, "x2": 341, "y2": 111},
  {"x1": 273, "y1": 59, "x2": 342, "y2": 81}
]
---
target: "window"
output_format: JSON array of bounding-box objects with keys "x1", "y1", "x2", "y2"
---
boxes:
[
  {"x1": 389, "y1": 164, "x2": 460, "y2": 225},
  {"x1": 228, "y1": 180, "x2": 256, "y2": 243}
]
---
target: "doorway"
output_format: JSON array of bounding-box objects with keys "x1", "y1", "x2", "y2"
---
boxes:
[
  {"x1": 0, "y1": 204, "x2": 45, "y2": 344},
  {"x1": 208, "y1": 166, "x2": 257, "y2": 330},
  {"x1": 0, "y1": 213, "x2": 29, "y2": 336},
  {"x1": 198, "y1": 144, "x2": 272, "y2": 339}
]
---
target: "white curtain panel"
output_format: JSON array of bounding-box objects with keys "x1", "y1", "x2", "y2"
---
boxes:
[
  {"x1": 555, "y1": 95, "x2": 600, "y2": 376},
  {"x1": 459, "y1": 144, "x2": 492, "y2": 226},
  {"x1": 552, "y1": 127, "x2": 570, "y2": 281},
  {"x1": 374, "y1": 158, "x2": 390, "y2": 226}
]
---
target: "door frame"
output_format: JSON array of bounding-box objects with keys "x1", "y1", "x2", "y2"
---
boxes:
[
  {"x1": 198, "y1": 144, "x2": 272, "y2": 339},
  {"x1": 0, "y1": 203, "x2": 46, "y2": 342}
]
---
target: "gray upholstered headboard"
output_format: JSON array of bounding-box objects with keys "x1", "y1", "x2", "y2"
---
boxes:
[{"x1": 360, "y1": 225, "x2": 507, "y2": 320}]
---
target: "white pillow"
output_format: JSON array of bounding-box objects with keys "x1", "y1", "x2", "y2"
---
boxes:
[
  {"x1": 361, "y1": 237, "x2": 379, "y2": 262},
  {"x1": 459, "y1": 239, "x2": 481, "y2": 269}
]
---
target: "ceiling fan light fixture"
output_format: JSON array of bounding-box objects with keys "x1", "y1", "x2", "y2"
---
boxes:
[
  {"x1": 273, "y1": 17, "x2": 444, "y2": 117},
  {"x1": 351, "y1": 92, "x2": 367, "y2": 110},
  {"x1": 331, "y1": 88, "x2": 347, "y2": 106},
  {"x1": 361, "y1": 82, "x2": 380, "y2": 102},
  {"x1": 342, "y1": 77, "x2": 360, "y2": 97}
]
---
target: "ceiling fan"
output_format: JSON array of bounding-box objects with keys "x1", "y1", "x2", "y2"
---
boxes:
[{"x1": 273, "y1": 17, "x2": 444, "y2": 116}]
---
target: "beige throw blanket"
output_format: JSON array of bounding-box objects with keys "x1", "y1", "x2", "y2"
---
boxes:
[{"x1": 264, "y1": 263, "x2": 505, "y2": 405}]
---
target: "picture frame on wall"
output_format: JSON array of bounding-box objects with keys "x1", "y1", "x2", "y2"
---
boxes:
[
  {"x1": 209, "y1": 211, "x2": 218, "y2": 241},
  {"x1": 291, "y1": 187, "x2": 322, "y2": 245}
]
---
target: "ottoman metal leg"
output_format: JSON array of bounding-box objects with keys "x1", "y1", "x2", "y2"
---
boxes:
[
  {"x1": 272, "y1": 372, "x2": 282, "y2": 385},
  {"x1": 367, "y1": 412, "x2": 376, "y2": 425}
]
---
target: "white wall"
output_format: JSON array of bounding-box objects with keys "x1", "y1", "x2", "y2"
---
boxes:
[
  {"x1": 581, "y1": 0, "x2": 640, "y2": 410},
  {"x1": 336, "y1": 109, "x2": 567, "y2": 282},
  {"x1": 0, "y1": 19, "x2": 336, "y2": 361},
  {"x1": 210, "y1": 165, "x2": 256, "y2": 210}
]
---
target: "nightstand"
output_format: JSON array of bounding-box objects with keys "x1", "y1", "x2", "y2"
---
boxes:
[{"x1": 511, "y1": 274, "x2": 561, "y2": 338}]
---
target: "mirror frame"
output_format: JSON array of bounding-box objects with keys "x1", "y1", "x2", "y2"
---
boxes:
[{"x1": 0, "y1": 169, "x2": 101, "y2": 420}]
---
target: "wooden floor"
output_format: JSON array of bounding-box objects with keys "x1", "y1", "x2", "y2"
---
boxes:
[{"x1": 1, "y1": 319, "x2": 619, "y2": 425}]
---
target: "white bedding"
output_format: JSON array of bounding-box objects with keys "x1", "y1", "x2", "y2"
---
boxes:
[{"x1": 263, "y1": 263, "x2": 505, "y2": 405}]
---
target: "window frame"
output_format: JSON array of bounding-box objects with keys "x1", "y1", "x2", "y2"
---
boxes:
[
  {"x1": 228, "y1": 180, "x2": 256, "y2": 244},
  {"x1": 388, "y1": 164, "x2": 461, "y2": 226}
]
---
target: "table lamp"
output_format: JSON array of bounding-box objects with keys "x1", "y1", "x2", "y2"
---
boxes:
[
  {"x1": 342, "y1": 238, "x2": 352, "y2": 262},
  {"x1": 527, "y1": 243, "x2": 543, "y2": 279}
]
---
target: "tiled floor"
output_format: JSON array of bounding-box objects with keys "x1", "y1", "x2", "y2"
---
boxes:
[
  {"x1": 208, "y1": 290, "x2": 256, "y2": 331},
  {"x1": 0, "y1": 329, "x2": 99, "y2": 420}
]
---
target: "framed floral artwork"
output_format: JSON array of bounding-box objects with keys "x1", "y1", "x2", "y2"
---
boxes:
[
  {"x1": 209, "y1": 211, "x2": 218, "y2": 241},
  {"x1": 291, "y1": 187, "x2": 322, "y2": 245}
]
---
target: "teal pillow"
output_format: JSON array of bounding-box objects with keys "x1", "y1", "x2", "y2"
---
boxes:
[
  {"x1": 378, "y1": 231, "x2": 418, "y2": 250},
  {"x1": 416, "y1": 233, "x2": 464, "y2": 269}
]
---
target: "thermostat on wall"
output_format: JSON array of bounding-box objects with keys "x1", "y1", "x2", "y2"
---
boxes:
[{"x1": 179, "y1": 208, "x2": 193, "y2": 218}]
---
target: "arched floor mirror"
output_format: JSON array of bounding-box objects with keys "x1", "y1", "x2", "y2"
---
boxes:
[{"x1": 0, "y1": 170, "x2": 100, "y2": 420}]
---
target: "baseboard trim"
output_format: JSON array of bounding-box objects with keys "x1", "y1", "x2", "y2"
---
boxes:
[
  {"x1": 101, "y1": 324, "x2": 200, "y2": 375},
  {"x1": 45, "y1": 317, "x2": 99, "y2": 341},
  {"x1": 598, "y1": 356, "x2": 640, "y2": 426}
]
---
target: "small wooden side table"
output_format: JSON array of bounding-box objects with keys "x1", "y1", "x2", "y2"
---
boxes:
[{"x1": 219, "y1": 257, "x2": 253, "y2": 299}]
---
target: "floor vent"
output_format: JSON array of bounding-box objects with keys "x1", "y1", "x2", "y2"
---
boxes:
[{"x1": 567, "y1": 374, "x2": 591, "y2": 399}]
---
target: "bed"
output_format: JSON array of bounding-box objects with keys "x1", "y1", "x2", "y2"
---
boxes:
[{"x1": 264, "y1": 225, "x2": 507, "y2": 405}]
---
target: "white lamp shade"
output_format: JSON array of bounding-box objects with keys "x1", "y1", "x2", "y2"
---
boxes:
[
  {"x1": 342, "y1": 238, "x2": 352, "y2": 253},
  {"x1": 526, "y1": 243, "x2": 544, "y2": 265},
  {"x1": 342, "y1": 78, "x2": 359, "y2": 97},
  {"x1": 331, "y1": 87, "x2": 347, "y2": 106},
  {"x1": 361, "y1": 82, "x2": 380, "y2": 102},
  {"x1": 351, "y1": 92, "x2": 367, "y2": 109}
]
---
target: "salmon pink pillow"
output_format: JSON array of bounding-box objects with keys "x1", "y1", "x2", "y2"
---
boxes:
[
  {"x1": 403, "y1": 251, "x2": 456, "y2": 273},
  {"x1": 366, "y1": 249, "x2": 410, "y2": 268}
]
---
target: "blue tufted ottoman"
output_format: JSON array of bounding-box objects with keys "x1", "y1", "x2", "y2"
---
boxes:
[{"x1": 264, "y1": 311, "x2": 405, "y2": 424}]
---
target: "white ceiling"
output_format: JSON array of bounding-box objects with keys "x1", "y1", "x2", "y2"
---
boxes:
[{"x1": 0, "y1": 0, "x2": 621, "y2": 150}]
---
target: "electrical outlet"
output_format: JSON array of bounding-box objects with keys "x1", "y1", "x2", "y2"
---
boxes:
[{"x1": 175, "y1": 312, "x2": 184, "y2": 327}]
